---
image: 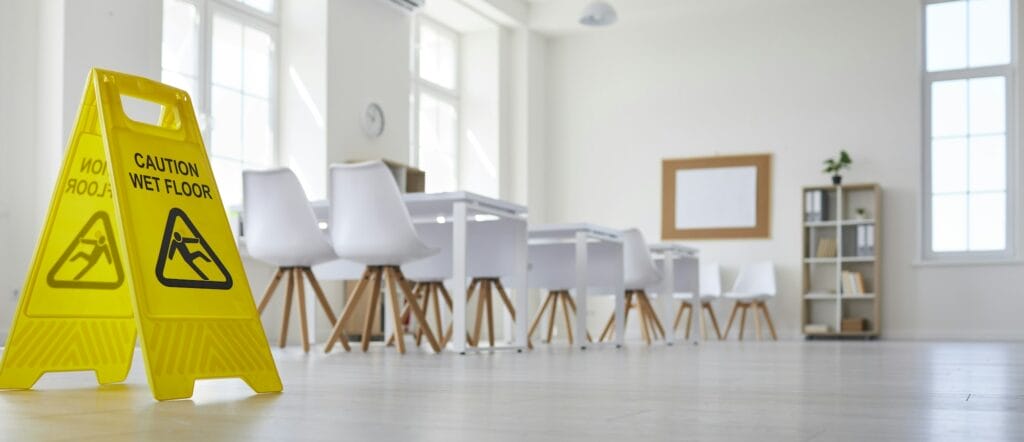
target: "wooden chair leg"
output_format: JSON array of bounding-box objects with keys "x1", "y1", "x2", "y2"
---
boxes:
[
  {"x1": 639, "y1": 293, "x2": 666, "y2": 340},
  {"x1": 563, "y1": 293, "x2": 593, "y2": 343},
  {"x1": 752, "y1": 300, "x2": 763, "y2": 341},
  {"x1": 325, "y1": 268, "x2": 372, "y2": 352},
  {"x1": 391, "y1": 267, "x2": 442, "y2": 352},
  {"x1": 684, "y1": 303, "x2": 693, "y2": 340},
  {"x1": 361, "y1": 268, "x2": 383, "y2": 352},
  {"x1": 493, "y1": 279, "x2": 517, "y2": 321},
  {"x1": 472, "y1": 281, "x2": 486, "y2": 347},
  {"x1": 529, "y1": 292, "x2": 554, "y2": 343},
  {"x1": 705, "y1": 303, "x2": 723, "y2": 340},
  {"x1": 738, "y1": 303, "x2": 748, "y2": 341},
  {"x1": 442, "y1": 285, "x2": 477, "y2": 348},
  {"x1": 383, "y1": 267, "x2": 406, "y2": 354},
  {"x1": 598, "y1": 302, "x2": 616, "y2": 342},
  {"x1": 257, "y1": 268, "x2": 285, "y2": 314},
  {"x1": 528, "y1": 292, "x2": 554, "y2": 344},
  {"x1": 295, "y1": 269, "x2": 311, "y2": 352},
  {"x1": 485, "y1": 280, "x2": 496, "y2": 347},
  {"x1": 759, "y1": 302, "x2": 778, "y2": 340},
  {"x1": 546, "y1": 290, "x2": 559, "y2": 343},
  {"x1": 430, "y1": 284, "x2": 444, "y2": 347},
  {"x1": 723, "y1": 302, "x2": 740, "y2": 339},
  {"x1": 279, "y1": 268, "x2": 295, "y2": 348},
  {"x1": 415, "y1": 283, "x2": 427, "y2": 347},
  {"x1": 303, "y1": 268, "x2": 337, "y2": 324},
  {"x1": 560, "y1": 292, "x2": 574, "y2": 346},
  {"x1": 673, "y1": 301, "x2": 687, "y2": 331}
]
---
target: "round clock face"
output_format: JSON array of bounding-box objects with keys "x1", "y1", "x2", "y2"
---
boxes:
[{"x1": 362, "y1": 103, "x2": 385, "y2": 138}]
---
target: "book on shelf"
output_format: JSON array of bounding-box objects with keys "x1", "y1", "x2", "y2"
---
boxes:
[
  {"x1": 856, "y1": 224, "x2": 875, "y2": 257},
  {"x1": 815, "y1": 238, "x2": 837, "y2": 257},
  {"x1": 804, "y1": 190, "x2": 828, "y2": 222},
  {"x1": 804, "y1": 324, "x2": 830, "y2": 334},
  {"x1": 841, "y1": 271, "x2": 866, "y2": 295}
]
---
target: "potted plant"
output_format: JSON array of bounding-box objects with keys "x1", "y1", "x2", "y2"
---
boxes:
[{"x1": 823, "y1": 150, "x2": 852, "y2": 185}]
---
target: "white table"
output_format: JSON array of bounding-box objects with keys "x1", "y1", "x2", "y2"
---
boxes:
[
  {"x1": 649, "y1": 243, "x2": 700, "y2": 345},
  {"x1": 528, "y1": 224, "x2": 625, "y2": 349},
  {"x1": 299, "y1": 192, "x2": 529, "y2": 353}
]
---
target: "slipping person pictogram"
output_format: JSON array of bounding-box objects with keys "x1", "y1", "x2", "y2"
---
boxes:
[
  {"x1": 155, "y1": 207, "x2": 232, "y2": 290},
  {"x1": 168, "y1": 231, "x2": 211, "y2": 280},
  {"x1": 47, "y1": 211, "x2": 124, "y2": 289}
]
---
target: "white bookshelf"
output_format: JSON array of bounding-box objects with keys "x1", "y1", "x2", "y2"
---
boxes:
[{"x1": 800, "y1": 183, "x2": 881, "y2": 339}]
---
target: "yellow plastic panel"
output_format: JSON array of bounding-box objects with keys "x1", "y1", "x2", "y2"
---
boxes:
[{"x1": 0, "y1": 69, "x2": 282, "y2": 401}]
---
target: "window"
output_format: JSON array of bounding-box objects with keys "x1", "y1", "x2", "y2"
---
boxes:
[
  {"x1": 161, "y1": 0, "x2": 278, "y2": 207},
  {"x1": 413, "y1": 19, "x2": 460, "y2": 193},
  {"x1": 923, "y1": 0, "x2": 1015, "y2": 260}
]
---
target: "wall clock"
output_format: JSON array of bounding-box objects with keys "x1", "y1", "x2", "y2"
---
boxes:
[{"x1": 362, "y1": 102, "x2": 385, "y2": 138}]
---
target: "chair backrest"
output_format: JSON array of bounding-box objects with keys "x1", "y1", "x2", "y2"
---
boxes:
[
  {"x1": 622, "y1": 228, "x2": 661, "y2": 290},
  {"x1": 699, "y1": 261, "x2": 722, "y2": 297},
  {"x1": 328, "y1": 161, "x2": 424, "y2": 263},
  {"x1": 731, "y1": 261, "x2": 776, "y2": 296},
  {"x1": 243, "y1": 168, "x2": 332, "y2": 266}
]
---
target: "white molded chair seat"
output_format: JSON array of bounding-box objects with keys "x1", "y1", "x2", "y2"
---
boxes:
[
  {"x1": 723, "y1": 261, "x2": 776, "y2": 300},
  {"x1": 673, "y1": 261, "x2": 723, "y2": 301},
  {"x1": 244, "y1": 168, "x2": 336, "y2": 268},
  {"x1": 244, "y1": 168, "x2": 339, "y2": 353},
  {"x1": 328, "y1": 161, "x2": 437, "y2": 266}
]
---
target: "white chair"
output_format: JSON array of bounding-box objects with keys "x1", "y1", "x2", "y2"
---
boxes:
[
  {"x1": 672, "y1": 262, "x2": 723, "y2": 340},
  {"x1": 525, "y1": 230, "x2": 624, "y2": 348},
  {"x1": 597, "y1": 229, "x2": 666, "y2": 345},
  {"x1": 722, "y1": 261, "x2": 778, "y2": 340},
  {"x1": 244, "y1": 168, "x2": 339, "y2": 353},
  {"x1": 323, "y1": 161, "x2": 442, "y2": 354},
  {"x1": 400, "y1": 220, "x2": 520, "y2": 349}
]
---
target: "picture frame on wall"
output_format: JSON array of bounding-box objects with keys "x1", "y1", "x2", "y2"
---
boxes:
[{"x1": 661, "y1": 154, "x2": 772, "y2": 239}]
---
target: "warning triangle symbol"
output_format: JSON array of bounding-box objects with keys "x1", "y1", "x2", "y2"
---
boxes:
[
  {"x1": 155, "y1": 208, "x2": 233, "y2": 290},
  {"x1": 46, "y1": 211, "x2": 125, "y2": 289}
]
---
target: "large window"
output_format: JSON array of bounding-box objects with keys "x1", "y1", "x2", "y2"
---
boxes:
[
  {"x1": 413, "y1": 19, "x2": 460, "y2": 193},
  {"x1": 161, "y1": 0, "x2": 278, "y2": 207},
  {"x1": 924, "y1": 0, "x2": 1015, "y2": 260}
]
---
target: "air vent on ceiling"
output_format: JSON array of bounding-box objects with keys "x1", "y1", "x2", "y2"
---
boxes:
[{"x1": 386, "y1": 0, "x2": 424, "y2": 13}]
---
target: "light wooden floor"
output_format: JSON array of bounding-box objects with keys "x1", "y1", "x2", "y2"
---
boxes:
[{"x1": 0, "y1": 340, "x2": 1022, "y2": 441}]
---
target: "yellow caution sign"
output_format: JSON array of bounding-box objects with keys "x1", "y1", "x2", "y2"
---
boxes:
[{"x1": 0, "y1": 68, "x2": 282, "y2": 400}]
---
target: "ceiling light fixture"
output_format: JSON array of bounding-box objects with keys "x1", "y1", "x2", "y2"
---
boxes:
[{"x1": 579, "y1": 1, "x2": 618, "y2": 27}]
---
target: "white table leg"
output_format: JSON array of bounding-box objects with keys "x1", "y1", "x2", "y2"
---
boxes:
[
  {"x1": 574, "y1": 232, "x2": 588, "y2": 350},
  {"x1": 689, "y1": 256, "x2": 701, "y2": 345},
  {"x1": 514, "y1": 217, "x2": 529, "y2": 349},
  {"x1": 660, "y1": 256, "x2": 675, "y2": 345},
  {"x1": 452, "y1": 202, "x2": 468, "y2": 353}
]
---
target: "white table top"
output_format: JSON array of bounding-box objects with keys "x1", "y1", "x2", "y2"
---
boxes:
[
  {"x1": 649, "y1": 242, "x2": 700, "y2": 256},
  {"x1": 528, "y1": 223, "x2": 623, "y2": 242},
  {"x1": 304, "y1": 191, "x2": 527, "y2": 220}
]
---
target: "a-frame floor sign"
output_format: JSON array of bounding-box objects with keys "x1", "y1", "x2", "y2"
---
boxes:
[{"x1": 0, "y1": 69, "x2": 282, "y2": 400}]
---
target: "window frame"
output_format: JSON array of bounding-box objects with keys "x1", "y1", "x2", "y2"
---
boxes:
[
  {"x1": 921, "y1": 0, "x2": 1019, "y2": 262},
  {"x1": 162, "y1": 0, "x2": 280, "y2": 203},
  {"x1": 411, "y1": 16, "x2": 461, "y2": 191}
]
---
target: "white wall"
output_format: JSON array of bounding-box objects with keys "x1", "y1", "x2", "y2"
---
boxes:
[
  {"x1": 0, "y1": 0, "x2": 160, "y2": 341},
  {"x1": 280, "y1": 0, "x2": 328, "y2": 199},
  {"x1": 460, "y1": 30, "x2": 501, "y2": 197},
  {"x1": 541, "y1": 0, "x2": 1024, "y2": 340},
  {"x1": 326, "y1": 0, "x2": 411, "y2": 165}
]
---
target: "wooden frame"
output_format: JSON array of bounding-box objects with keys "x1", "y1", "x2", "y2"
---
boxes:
[{"x1": 662, "y1": 154, "x2": 772, "y2": 240}]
